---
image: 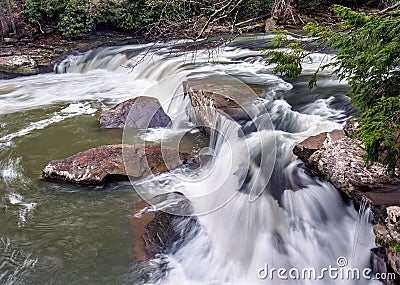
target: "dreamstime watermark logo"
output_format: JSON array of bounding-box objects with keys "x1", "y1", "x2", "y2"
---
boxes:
[
  {"x1": 122, "y1": 73, "x2": 276, "y2": 216},
  {"x1": 257, "y1": 257, "x2": 396, "y2": 281}
]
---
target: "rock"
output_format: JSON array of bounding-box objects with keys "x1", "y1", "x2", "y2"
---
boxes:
[
  {"x1": 294, "y1": 124, "x2": 400, "y2": 280},
  {"x1": 183, "y1": 78, "x2": 258, "y2": 135},
  {"x1": 7, "y1": 55, "x2": 36, "y2": 67},
  {"x1": 99, "y1": 96, "x2": 171, "y2": 129},
  {"x1": 0, "y1": 55, "x2": 38, "y2": 77},
  {"x1": 3, "y1": 38, "x2": 18, "y2": 44},
  {"x1": 293, "y1": 131, "x2": 332, "y2": 163},
  {"x1": 42, "y1": 144, "x2": 193, "y2": 185},
  {"x1": 370, "y1": 248, "x2": 397, "y2": 285},
  {"x1": 386, "y1": 249, "x2": 400, "y2": 277},
  {"x1": 343, "y1": 117, "x2": 360, "y2": 137},
  {"x1": 0, "y1": 51, "x2": 13, "y2": 57},
  {"x1": 132, "y1": 200, "x2": 155, "y2": 261},
  {"x1": 374, "y1": 206, "x2": 400, "y2": 277},
  {"x1": 293, "y1": 128, "x2": 400, "y2": 199},
  {"x1": 131, "y1": 192, "x2": 199, "y2": 260},
  {"x1": 265, "y1": 18, "x2": 278, "y2": 31}
]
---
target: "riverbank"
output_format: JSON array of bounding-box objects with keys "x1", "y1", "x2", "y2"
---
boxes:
[
  {"x1": 293, "y1": 121, "x2": 400, "y2": 281},
  {"x1": 0, "y1": 29, "x2": 139, "y2": 79},
  {"x1": 0, "y1": 4, "x2": 396, "y2": 283}
]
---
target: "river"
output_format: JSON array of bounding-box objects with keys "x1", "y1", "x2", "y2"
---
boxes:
[{"x1": 0, "y1": 34, "x2": 378, "y2": 284}]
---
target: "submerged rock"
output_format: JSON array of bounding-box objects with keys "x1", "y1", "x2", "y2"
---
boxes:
[
  {"x1": 99, "y1": 96, "x2": 171, "y2": 129},
  {"x1": 42, "y1": 144, "x2": 192, "y2": 185},
  {"x1": 131, "y1": 192, "x2": 199, "y2": 261}
]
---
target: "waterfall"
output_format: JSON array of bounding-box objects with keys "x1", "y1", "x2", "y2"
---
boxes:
[
  {"x1": 0, "y1": 35, "x2": 378, "y2": 284},
  {"x1": 119, "y1": 47, "x2": 376, "y2": 284},
  {"x1": 151, "y1": 111, "x2": 377, "y2": 284}
]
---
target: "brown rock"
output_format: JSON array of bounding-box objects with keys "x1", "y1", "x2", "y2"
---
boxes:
[
  {"x1": 131, "y1": 193, "x2": 199, "y2": 260},
  {"x1": 99, "y1": 96, "x2": 171, "y2": 129},
  {"x1": 183, "y1": 78, "x2": 258, "y2": 135},
  {"x1": 131, "y1": 199, "x2": 155, "y2": 261},
  {"x1": 42, "y1": 144, "x2": 193, "y2": 185},
  {"x1": 293, "y1": 132, "x2": 329, "y2": 163}
]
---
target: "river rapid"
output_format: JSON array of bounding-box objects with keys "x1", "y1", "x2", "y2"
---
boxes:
[{"x1": 0, "y1": 34, "x2": 378, "y2": 285}]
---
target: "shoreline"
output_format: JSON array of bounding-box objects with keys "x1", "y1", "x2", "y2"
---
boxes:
[{"x1": 0, "y1": 29, "x2": 142, "y2": 79}]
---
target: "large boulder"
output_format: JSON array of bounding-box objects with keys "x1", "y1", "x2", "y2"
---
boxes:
[
  {"x1": 99, "y1": 96, "x2": 171, "y2": 129},
  {"x1": 42, "y1": 144, "x2": 193, "y2": 185},
  {"x1": 183, "y1": 79, "x2": 258, "y2": 135},
  {"x1": 293, "y1": 129, "x2": 400, "y2": 200}
]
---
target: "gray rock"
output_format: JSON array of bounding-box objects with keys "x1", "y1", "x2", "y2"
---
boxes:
[
  {"x1": 0, "y1": 55, "x2": 38, "y2": 76},
  {"x1": 294, "y1": 124, "x2": 400, "y2": 280},
  {"x1": 293, "y1": 129, "x2": 400, "y2": 199},
  {"x1": 99, "y1": 96, "x2": 171, "y2": 129},
  {"x1": 374, "y1": 206, "x2": 400, "y2": 277}
]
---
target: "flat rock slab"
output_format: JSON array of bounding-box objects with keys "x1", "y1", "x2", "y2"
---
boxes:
[
  {"x1": 99, "y1": 96, "x2": 171, "y2": 129},
  {"x1": 0, "y1": 55, "x2": 38, "y2": 77},
  {"x1": 42, "y1": 144, "x2": 192, "y2": 185}
]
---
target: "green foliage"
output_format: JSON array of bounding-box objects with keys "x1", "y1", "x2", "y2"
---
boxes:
[
  {"x1": 23, "y1": 0, "x2": 147, "y2": 37},
  {"x1": 22, "y1": 0, "x2": 274, "y2": 38},
  {"x1": 238, "y1": 0, "x2": 274, "y2": 20},
  {"x1": 376, "y1": 237, "x2": 400, "y2": 253},
  {"x1": 267, "y1": 5, "x2": 400, "y2": 174},
  {"x1": 58, "y1": 0, "x2": 95, "y2": 37},
  {"x1": 356, "y1": 98, "x2": 400, "y2": 173},
  {"x1": 24, "y1": 0, "x2": 65, "y2": 23},
  {"x1": 306, "y1": 5, "x2": 400, "y2": 173},
  {"x1": 265, "y1": 30, "x2": 308, "y2": 78},
  {"x1": 388, "y1": 240, "x2": 400, "y2": 253},
  {"x1": 375, "y1": 237, "x2": 384, "y2": 245},
  {"x1": 298, "y1": 0, "x2": 386, "y2": 8}
]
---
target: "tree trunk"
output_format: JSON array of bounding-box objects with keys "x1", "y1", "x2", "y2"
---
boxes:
[
  {"x1": 6, "y1": 0, "x2": 16, "y2": 35},
  {"x1": 272, "y1": 0, "x2": 297, "y2": 18},
  {"x1": 0, "y1": 4, "x2": 10, "y2": 39}
]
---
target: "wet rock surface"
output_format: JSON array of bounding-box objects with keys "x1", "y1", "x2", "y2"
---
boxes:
[
  {"x1": 99, "y1": 96, "x2": 171, "y2": 129},
  {"x1": 183, "y1": 79, "x2": 258, "y2": 135},
  {"x1": 131, "y1": 192, "x2": 199, "y2": 260},
  {"x1": 42, "y1": 144, "x2": 192, "y2": 185},
  {"x1": 294, "y1": 121, "x2": 400, "y2": 278},
  {"x1": 374, "y1": 206, "x2": 400, "y2": 279},
  {"x1": 0, "y1": 55, "x2": 38, "y2": 77}
]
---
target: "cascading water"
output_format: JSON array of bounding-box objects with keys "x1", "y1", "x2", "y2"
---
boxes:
[
  {"x1": 0, "y1": 34, "x2": 378, "y2": 284},
  {"x1": 132, "y1": 85, "x2": 377, "y2": 284}
]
